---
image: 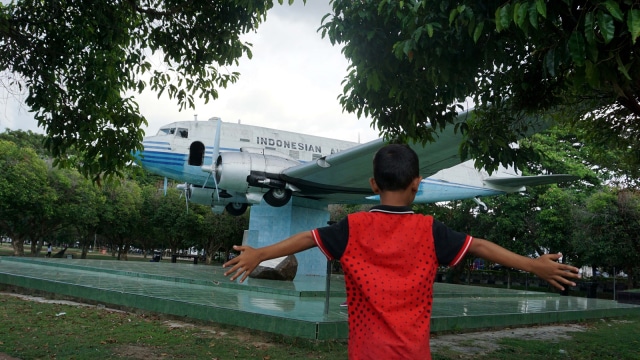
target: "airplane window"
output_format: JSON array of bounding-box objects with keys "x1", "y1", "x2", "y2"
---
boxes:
[
  {"x1": 178, "y1": 128, "x2": 188, "y2": 138},
  {"x1": 157, "y1": 128, "x2": 173, "y2": 136}
]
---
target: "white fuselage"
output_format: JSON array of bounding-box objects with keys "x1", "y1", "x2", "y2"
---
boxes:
[{"x1": 138, "y1": 117, "x2": 358, "y2": 186}]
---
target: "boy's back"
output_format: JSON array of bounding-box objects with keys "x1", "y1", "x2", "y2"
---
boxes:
[{"x1": 313, "y1": 205, "x2": 472, "y2": 359}]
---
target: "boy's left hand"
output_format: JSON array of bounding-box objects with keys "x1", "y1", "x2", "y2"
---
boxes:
[{"x1": 531, "y1": 253, "x2": 581, "y2": 291}]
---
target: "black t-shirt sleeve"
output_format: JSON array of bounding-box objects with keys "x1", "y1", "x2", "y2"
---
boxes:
[
  {"x1": 433, "y1": 219, "x2": 472, "y2": 266},
  {"x1": 315, "y1": 217, "x2": 349, "y2": 260}
]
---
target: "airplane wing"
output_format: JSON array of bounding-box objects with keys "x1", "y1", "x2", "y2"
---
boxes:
[
  {"x1": 484, "y1": 174, "x2": 579, "y2": 190},
  {"x1": 281, "y1": 123, "x2": 467, "y2": 204}
]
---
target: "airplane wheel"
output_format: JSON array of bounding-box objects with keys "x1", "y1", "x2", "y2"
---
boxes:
[
  {"x1": 263, "y1": 188, "x2": 292, "y2": 207},
  {"x1": 225, "y1": 202, "x2": 248, "y2": 216}
]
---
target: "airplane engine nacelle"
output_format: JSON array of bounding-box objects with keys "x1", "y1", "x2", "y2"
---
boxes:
[
  {"x1": 190, "y1": 186, "x2": 247, "y2": 205},
  {"x1": 189, "y1": 187, "x2": 217, "y2": 206},
  {"x1": 215, "y1": 152, "x2": 300, "y2": 193}
]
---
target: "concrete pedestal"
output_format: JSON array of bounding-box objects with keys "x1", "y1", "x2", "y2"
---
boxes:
[{"x1": 244, "y1": 197, "x2": 330, "y2": 277}]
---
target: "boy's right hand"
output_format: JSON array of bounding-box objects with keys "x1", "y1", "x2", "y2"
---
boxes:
[{"x1": 223, "y1": 245, "x2": 261, "y2": 283}]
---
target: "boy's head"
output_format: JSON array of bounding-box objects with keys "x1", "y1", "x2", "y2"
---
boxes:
[{"x1": 372, "y1": 144, "x2": 420, "y2": 191}]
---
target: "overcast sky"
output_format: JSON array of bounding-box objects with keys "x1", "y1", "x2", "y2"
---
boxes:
[{"x1": 0, "y1": 1, "x2": 380, "y2": 143}]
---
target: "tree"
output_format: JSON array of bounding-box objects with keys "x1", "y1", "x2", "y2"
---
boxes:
[
  {"x1": 0, "y1": 129, "x2": 47, "y2": 156},
  {"x1": 150, "y1": 187, "x2": 194, "y2": 255},
  {"x1": 573, "y1": 188, "x2": 640, "y2": 287},
  {"x1": 321, "y1": 1, "x2": 640, "y2": 172},
  {"x1": 137, "y1": 184, "x2": 165, "y2": 258},
  {"x1": 198, "y1": 209, "x2": 249, "y2": 264},
  {"x1": 0, "y1": 0, "x2": 301, "y2": 180},
  {"x1": 99, "y1": 179, "x2": 142, "y2": 260},
  {"x1": 535, "y1": 187, "x2": 577, "y2": 259},
  {"x1": 0, "y1": 140, "x2": 55, "y2": 255},
  {"x1": 51, "y1": 168, "x2": 104, "y2": 258}
]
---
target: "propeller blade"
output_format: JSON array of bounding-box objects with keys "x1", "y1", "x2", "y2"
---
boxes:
[
  {"x1": 211, "y1": 118, "x2": 221, "y2": 167},
  {"x1": 177, "y1": 183, "x2": 190, "y2": 213},
  {"x1": 202, "y1": 119, "x2": 222, "y2": 201},
  {"x1": 163, "y1": 177, "x2": 168, "y2": 196}
]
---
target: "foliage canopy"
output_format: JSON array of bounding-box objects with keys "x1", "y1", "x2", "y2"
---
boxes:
[
  {"x1": 0, "y1": 0, "x2": 298, "y2": 180},
  {"x1": 321, "y1": 0, "x2": 640, "y2": 172}
]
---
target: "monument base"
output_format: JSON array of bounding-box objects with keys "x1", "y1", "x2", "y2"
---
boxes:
[{"x1": 244, "y1": 197, "x2": 330, "y2": 277}]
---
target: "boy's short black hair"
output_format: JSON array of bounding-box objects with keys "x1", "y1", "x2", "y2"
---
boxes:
[{"x1": 372, "y1": 144, "x2": 420, "y2": 191}]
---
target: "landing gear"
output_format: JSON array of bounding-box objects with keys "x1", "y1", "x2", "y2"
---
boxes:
[
  {"x1": 473, "y1": 197, "x2": 488, "y2": 213},
  {"x1": 225, "y1": 202, "x2": 248, "y2": 216},
  {"x1": 263, "y1": 188, "x2": 292, "y2": 207}
]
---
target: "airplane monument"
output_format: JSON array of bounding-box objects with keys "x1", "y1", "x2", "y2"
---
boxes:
[{"x1": 134, "y1": 115, "x2": 575, "y2": 277}]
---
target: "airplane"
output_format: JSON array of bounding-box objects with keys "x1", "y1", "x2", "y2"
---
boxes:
[{"x1": 133, "y1": 115, "x2": 576, "y2": 216}]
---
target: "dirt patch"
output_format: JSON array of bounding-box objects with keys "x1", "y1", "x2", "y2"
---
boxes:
[
  {"x1": 430, "y1": 323, "x2": 588, "y2": 356},
  {"x1": 110, "y1": 345, "x2": 168, "y2": 360},
  {"x1": 0, "y1": 354, "x2": 21, "y2": 360},
  {"x1": 0, "y1": 292, "x2": 126, "y2": 313}
]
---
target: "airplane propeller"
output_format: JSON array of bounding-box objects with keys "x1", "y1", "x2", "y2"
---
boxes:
[
  {"x1": 202, "y1": 119, "x2": 222, "y2": 201},
  {"x1": 177, "y1": 183, "x2": 190, "y2": 213}
]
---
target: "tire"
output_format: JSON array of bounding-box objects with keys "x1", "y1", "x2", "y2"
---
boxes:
[
  {"x1": 263, "y1": 188, "x2": 292, "y2": 207},
  {"x1": 225, "y1": 202, "x2": 248, "y2": 216}
]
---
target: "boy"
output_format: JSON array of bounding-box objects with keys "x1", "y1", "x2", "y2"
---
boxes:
[{"x1": 224, "y1": 144, "x2": 581, "y2": 359}]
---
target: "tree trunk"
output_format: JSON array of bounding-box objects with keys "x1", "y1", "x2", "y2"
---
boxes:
[
  {"x1": 30, "y1": 240, "x2": 38, "y2": 257},
  {"x1": 12, "y1": 237, "x2": 25, "y2": 256},
  {"x1": 81, "y1": 243, "x2": 89, "y2": 259},
  {"x1": 122, "y1": 243, "x2": 130, "y2": 260}
]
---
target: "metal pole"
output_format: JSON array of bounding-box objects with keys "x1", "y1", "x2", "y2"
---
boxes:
[
  {"x1": 613, "y1": 266, "x2": 616, "y2": 301},
  {"x1": 324, "y1": 260, "x2": 331, "y2": 314},
  {"x1": 324, "y1": 221, "x2": 336, "y2": 315}
]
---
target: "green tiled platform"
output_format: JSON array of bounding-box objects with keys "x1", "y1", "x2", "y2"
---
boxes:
[{"x1": 1, "y1": 257, "x2": 639, "y2": 339}]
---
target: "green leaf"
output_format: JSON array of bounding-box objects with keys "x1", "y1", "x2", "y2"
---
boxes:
[
  {"x1": 584, "y1": 11, "x2": 599, "y2": 62},
  {"x1": 527, "y1": 2, "x2": 538, "y2": 29},
  {"x1": 615, "y1": 53, "x2": 632, "y2": 80},
  {"x1": 495, "y1": 7, "x2": 503, "y2": 32},
  {"x1": 584, "y1": 11, "x2": 596, "y2": 44},
  {"x1": 568, "y1": 31, "x2": 586, "y2": 67},
  {"x1": 535, "y1": 0, "x2": 547, "y2": 18},
  {"x1": 513, "y1": 2, "x2": 521, "y2": 24},
  {"x1": 628, "y1": 9, "x2": 640, "y2": 43},
  {"x1": 426, "y1": 23, "x2": 434, "y2": 37},
  {"x1": 473, "y1": 21, "x2": 484, "y2": 43},
  {"x1": 499, "y1": 4, "x2": 512, "y2": 31},
  {"x1": 596, "y1": 11, "x2": 615, "y2": 44},
  {"x1": 514, "y1": 2, "x2": 528, "y2": 29},
  {"x1": 604, "y1": 0, "x2": 624, "y2": 22},
  {"x1": 449, "y1": 8, "x2": 459, "y2": 25},
  {"x1": 585, "y1": 60, "x2": 601, "y2": 88}
]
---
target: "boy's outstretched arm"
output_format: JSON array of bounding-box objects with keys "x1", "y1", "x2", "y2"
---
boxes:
[
  {"x1": 469, "y1": 238, "x2": 581, "y2": 291},
  {"x1": 223, "y1": 231, "x2": 316, "y2": 282}
]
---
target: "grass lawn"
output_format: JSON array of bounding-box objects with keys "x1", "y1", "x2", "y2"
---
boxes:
[{"x1": 0, "y1": 291, "x2": 639, "y2": 359}]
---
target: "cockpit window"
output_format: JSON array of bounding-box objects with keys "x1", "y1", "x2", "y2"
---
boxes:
[
  {"x1": 178, "y1": 128, "x2": 188, "y2": 138},
  {"x1": 157, "y1": 128, "x2": 176, "y2": 136}
]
